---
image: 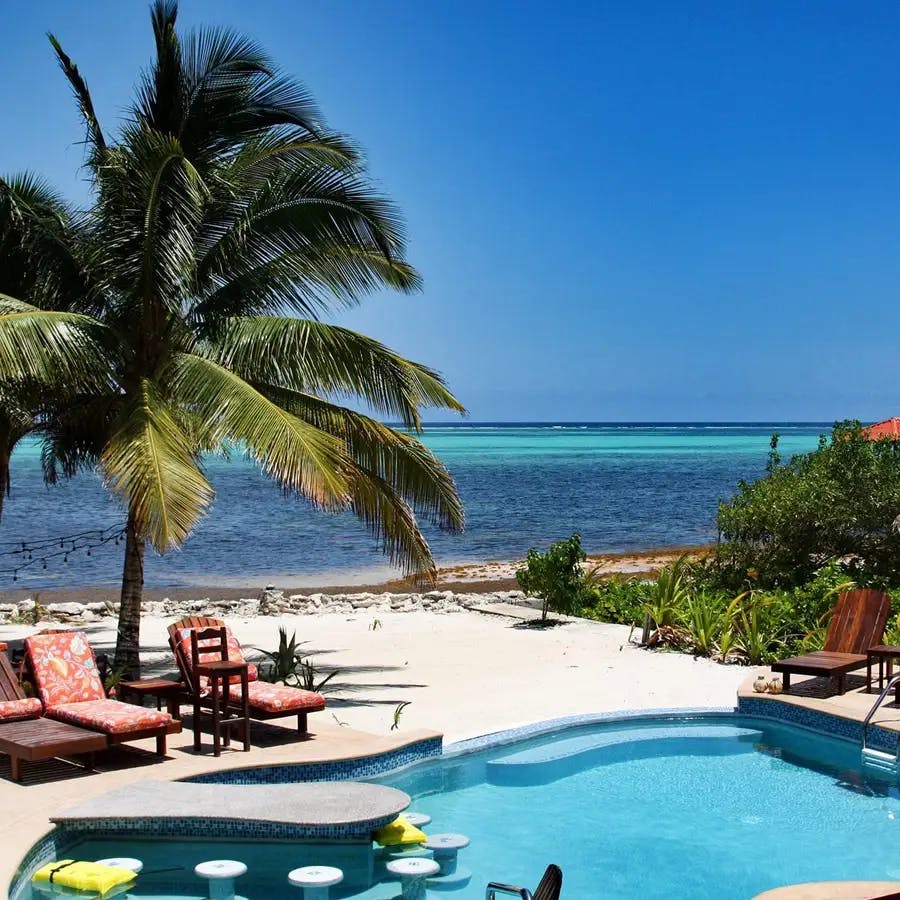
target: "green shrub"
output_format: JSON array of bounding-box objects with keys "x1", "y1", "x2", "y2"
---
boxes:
[
  {"x1": 714, "y1": 422, "x2": 900, "y2": 589},
  {"x1": 580, "y1": 576, "x2": 650, "y2": 625},
  {"x1": 516, "y1": 533, "x2": 587, "y2": 623}
]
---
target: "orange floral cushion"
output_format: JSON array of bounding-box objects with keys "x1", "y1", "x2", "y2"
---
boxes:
[
  {"x1": 47, "y1": 699, "x2": 172, "y2": 735},
  {"x1": 235, "y1": 680, "x2": 325, "y2": 714},
  {"x1": 0, "y1": 697, "x2": 42, "y2": 722},
  {"x1": 177, "y1": 628, "x2": 258, "y2": 686},
  {"x1": 25, "y1": 632, "x2": 106, "y2": 707}
]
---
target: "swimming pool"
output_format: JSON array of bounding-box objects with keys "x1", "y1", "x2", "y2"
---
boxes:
[{"x1": 14, "y1": 712, "x2": 900, "y2": 899}]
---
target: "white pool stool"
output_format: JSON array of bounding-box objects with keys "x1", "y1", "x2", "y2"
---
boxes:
[
  {"x1": 423, "y1": 833, "x2": 469, "y2": 876},
  {"x1": 386, "y1": 857, "x2": 440, "y2": 900},
  {"x1": 95, "y1": 857, "x2": 143, "y2": 874},
  {"x1": 404, "y1": 812, "x2": 432, "y2": 828},
  {"x1": 288, "y1": 865, "x2": 344, "y2": 899},
  {"x1": 195, "y1": 859, "x2": 247, "y2": 900}
]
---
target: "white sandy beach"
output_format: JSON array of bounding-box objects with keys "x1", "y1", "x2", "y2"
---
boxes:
[{"x1": 12, "y1": 607, "x2": 748, "y2": 743}]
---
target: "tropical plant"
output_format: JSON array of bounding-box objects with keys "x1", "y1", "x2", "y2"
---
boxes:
[
  {"x1": 680, "y1": 591, "x2": 725, "y2": 657},
  {"x1": 516, "y1": 533, "x2": 587, "y2": 623},
  {"x1": 641, "y1": 554, "x2": 691, "y2": 641},
  {"x1": 715, "y1": 422, "x2": 900, "y2": 588},
  {"x1": 0, "y1": 1, "x2": 465, "y2": 677},
  {"x1": 728, "y1": 591, "x2": 783, "y2": 665},
  {"x1": 257, "y1": 627, "x2": 340, "y2": 693}
]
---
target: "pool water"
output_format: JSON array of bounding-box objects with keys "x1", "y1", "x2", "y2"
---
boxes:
[{"x1": 18, "y1": 715, "x2": 900, "y2": 899}]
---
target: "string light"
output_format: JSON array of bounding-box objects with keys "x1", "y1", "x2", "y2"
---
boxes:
[{"x1": 0, "y1": 523, "x2": 126, "y2": 582}]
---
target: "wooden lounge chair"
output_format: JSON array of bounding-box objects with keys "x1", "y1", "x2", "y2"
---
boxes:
[
  {"x1": 168, "y1": 616, "x2": 326, "y2": 736},
  {"x1": 487, "y1": 864, "x2": 563, "y2": 900},
  {"x1": 771, "y1": 588, "x2": 891, "y2": 694},
  {"x1": 24, "y1": 631, "x2": 181, "y2": 755},
  {"x1": 0, "y1": 642, "x2": 106, "y2": 781}
]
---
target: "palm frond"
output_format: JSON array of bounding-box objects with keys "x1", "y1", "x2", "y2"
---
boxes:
[
  {"x1": 47, "y1": 34, "x2": 106, "y2": 166},
  {"x1": 211, "y1": 316, "x2": 464, "y2": 429},
  {"x1": 170, "y1": 352, "x2": 351, "y2": 507},
  {"x1": 256, "y1": 386, "x2": 463, "y2": 533},
  {"x1": 193, "y1": 164, "x2": 417, "y2": 318},
  {"x1": 101, "y1": 378, "x2": 213, "y2": 550},
  {"x1": 0, "y1": 295, "x2": 112, "y2": 386}
]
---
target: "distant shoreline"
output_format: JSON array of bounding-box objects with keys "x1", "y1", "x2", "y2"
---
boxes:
[{"x1": 0, "y1": 544, "x2": 710, "y2": 603}]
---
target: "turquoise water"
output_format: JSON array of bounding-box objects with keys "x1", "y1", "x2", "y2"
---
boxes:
[
  {"x1": 21, "y1": 716, "x2": 900, "y2": 899},
  {"x1": 0, "y1": 423, "x2": 825, "y2": 588}
]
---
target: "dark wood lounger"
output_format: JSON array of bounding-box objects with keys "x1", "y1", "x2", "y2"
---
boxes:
[
  {"x1": 771, "y1": 651, "x2": 867, "y2": 694},
  {"x1": 771, "y1": 589, "x2": 891, "y2": 695},
  {"x1": 0, "y1": 718, "x2": 106, "y2": 782}
]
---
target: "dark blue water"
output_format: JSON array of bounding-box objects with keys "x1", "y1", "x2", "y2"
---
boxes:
[{"x1": 0, "y1": 423, "x2": 826, "y2": 589}]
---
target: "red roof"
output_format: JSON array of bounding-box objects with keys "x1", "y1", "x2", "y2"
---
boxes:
[{"x1": 861, "y1": 417, "x2": 900, "y2": 440}]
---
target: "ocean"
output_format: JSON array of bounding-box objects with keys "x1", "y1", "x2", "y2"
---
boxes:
[{"x1": 0, "y1": 423, "x2": 826, "y2": 590}]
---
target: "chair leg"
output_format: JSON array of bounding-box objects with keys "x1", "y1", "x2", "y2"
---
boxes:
[
  {"x1": 10, "y1": 755, "x2": 21, "y2": 783},
  {"x1": 156, "y1": 733, "x2": 167, "y2": 757},
  {"x1": 782, "y1": 673, "x2": 791, "y2": 692},
  {"x1": 193, "y1": 696, "x2": 202, "y2": 752},
  {"x1": 298, "y1": 712, "x2": 307, "y2": 735}
]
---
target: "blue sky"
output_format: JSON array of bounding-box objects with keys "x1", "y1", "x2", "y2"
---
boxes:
[{"x1": 1, "y1": 1, "x2": 899, "y2": 422}]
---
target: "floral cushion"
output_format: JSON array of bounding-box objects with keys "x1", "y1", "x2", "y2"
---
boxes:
[
  {"x1": 0, "y1": 697, "x2": 42, "y2": 722},
  {"x1": 177, "y1": 628, "x2": 258, "y2": 686},
  {"x1": 47, "y1": 698, "x2": 172, "y2": 735},
  {"x1": 25, "y1": 632, "x2": 106, "y2": 707},
  {"x1": 234, "y1": 680, "x2": 325, "y2": 714}
]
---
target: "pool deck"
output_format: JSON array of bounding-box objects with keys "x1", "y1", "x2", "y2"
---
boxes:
[
  {"x1": 0, "y1": 718, "x2": 440, "y2": 893},
  {"x1": 741, "y1": 668, "x2": 900, "y2": 733}
]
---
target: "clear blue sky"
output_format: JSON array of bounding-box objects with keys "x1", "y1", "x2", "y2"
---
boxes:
[{"x1": 2, "y1": 1, "x2": 899, "y2": 422}]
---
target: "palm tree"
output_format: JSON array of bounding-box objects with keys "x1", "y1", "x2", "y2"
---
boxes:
[{"x1": 0, "y1": 0, "x2": 464, "y2": 677}]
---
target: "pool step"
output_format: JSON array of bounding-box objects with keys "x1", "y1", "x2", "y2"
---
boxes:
[
  {"x1": 486, "y1": 724, "x2": 764, "y2": 786},
  {"x1": 861, "y1": 746, "x2": 898, "y2": 777}
]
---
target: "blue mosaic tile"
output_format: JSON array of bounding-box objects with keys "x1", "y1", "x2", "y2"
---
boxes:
[
  {"x1": 737, "y1": 695, "x2": 899, "y2": 753},
  {"x1": 185, "y1": 735, "x2": 443, "y2": 786}
]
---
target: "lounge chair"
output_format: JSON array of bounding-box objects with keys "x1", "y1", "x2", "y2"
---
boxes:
[
  {"x1": 24, "y1": 631, "x2": 181, "y2": 755},
  {"x1": 0, "y1": 641, "x2": 107, "y2": 781},
  {"x1": 487, "y1": 864, "x2": 563, "y2": 900},
  {"x1": 168, "y1": 617, "x2": 326, "y2": 736},
  {"x1": 771, "y1": 588, "x2": 891, "y2": 694}
]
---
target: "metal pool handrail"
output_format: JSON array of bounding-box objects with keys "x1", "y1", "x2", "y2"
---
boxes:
[
  {"x1": 486, "y1": 884, "x2": 532, "y2": 900},
  {"x1": 861, "y1": 672, "x2": 900, "y2": 753}
]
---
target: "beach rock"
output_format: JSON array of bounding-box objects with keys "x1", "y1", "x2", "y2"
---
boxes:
[
  {"x1": 44, "y1": 601, "x2": 87, "y2": 618},
  {"x1": 0, "y1": 602, "x2": 15, "y2": 613},
  {"x1": 17, "y1": 599, "x2": 35, "y2": 613},
  {"x1": 85, "y1": 602, "x2": 112, "y2": 614}
]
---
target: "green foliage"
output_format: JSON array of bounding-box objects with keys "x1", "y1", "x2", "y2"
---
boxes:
[
  {"x1": 680, "y1": 591, "x2": 726, "y2": 657},
  {"x1": 715, "y1": 422, "x2": 900, "y2": 588},
  {"x1": 516, "y1": 533, "x2": 587, "y2": 623},
  {"x1": 644, "y1": 554, "x2": 691, "y2": 629},
  {"x1": 258, "y1": 627, "x2": 340, "y2": 693},
  {"x1": 580, "y1": 576, "x2": 650, "y2": 625}
]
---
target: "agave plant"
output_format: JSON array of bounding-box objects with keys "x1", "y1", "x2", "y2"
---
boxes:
[
  {"x1": 0, "y1": 1, "x2": 465, "y2": 676},
  {"x1": 641, "y1": 554, "x2": 691, "y2": 643},
  {"x1": 257, "y1": 627, "x2": 340, "y2": 694},
  {"x1": 727, "y1": 590, "x2": 784, "y2": 665},
  {"x1": 680, "y1": 591, "x2": 726, "y2": 657}
]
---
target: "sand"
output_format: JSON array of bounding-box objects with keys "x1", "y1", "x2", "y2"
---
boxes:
[{"x1": 19, "y1": 603, "x2": 745, "y2": 743}]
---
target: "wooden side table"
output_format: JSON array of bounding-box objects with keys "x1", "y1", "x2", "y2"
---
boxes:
[
  {"x1": 866, "y1": 645, "x2": 900, "y2": 693},
  {"x1": 194, "y1": 660, "x2": 251, "y2": 756},
  {"x1": 118, "y1": 678, "x2": 185, "y2": 718}
]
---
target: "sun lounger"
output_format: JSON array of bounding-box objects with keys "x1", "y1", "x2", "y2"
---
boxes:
[
  {"x1": 487, "y1": 863, "x2": 563, "y2": 900},
  {"x1": 24, "y1": 631, "x2": 181, "y2": 755},
  {"x1": 771, "y1": 588, "x2": 891, "y2": 694},
  {"x1": 168, "y1": 616, "x2": 325, "y2": 736},
  {"x1": 0, "y1": 642, "x2": 106, "y2": 781}
]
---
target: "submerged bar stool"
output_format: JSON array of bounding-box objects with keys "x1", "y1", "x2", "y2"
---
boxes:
[
  {"x1": 386, "y1": 857, "x2": 440, "y2": 900},
  {"x1": 95, "y1": 857, "x2": 143, "y2": 874},
  {"x1": 404, "y1": 812, "x2": 432, "y2": 828},
  {"x1": 195, "y1": 859, "x2": 247, "y2": 900},
  {"x1": 288, "y1": 865, "x2": 344, "y2": 899}
]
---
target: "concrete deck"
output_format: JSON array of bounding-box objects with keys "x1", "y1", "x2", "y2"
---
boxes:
[
  {"x1": 0, "y1": 718, "x2": 439, "y2": 893},
  {"x1": 741, "y1": 667, "x2": 900, "y2": 732},
  {"x1": 53, "y1": 779, "x2": 410, "y2": 832}
]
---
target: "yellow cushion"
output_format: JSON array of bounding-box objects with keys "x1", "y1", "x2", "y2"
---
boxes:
[
  {"x1": 32, "y1": 859, "x2": 136, "y2": 896},
  {"x1": 373, "y1": 815, "x2": 427, "y2": 846}
]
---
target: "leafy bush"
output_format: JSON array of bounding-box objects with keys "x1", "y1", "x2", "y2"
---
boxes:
[
  {"x1": 258, "y1": 627, "x2": 340, "y2": 693},
  {"x1": 714, "y1": 422, "x2": 900, "y2": 588},
  {"x1": 516, "y1": 533, "x2": 587, "y2": 623},
  {"x1": 580, "y1": 577, "x2": 650, "y2": 625}
]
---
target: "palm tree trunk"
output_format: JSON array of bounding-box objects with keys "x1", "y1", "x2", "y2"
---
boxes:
[
  {"x1": 0, "y1": 447, "x2": 9, "y2": 525},
  {"x1": 115, "y1": 507, "x2": 146, "y2": 679}
]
